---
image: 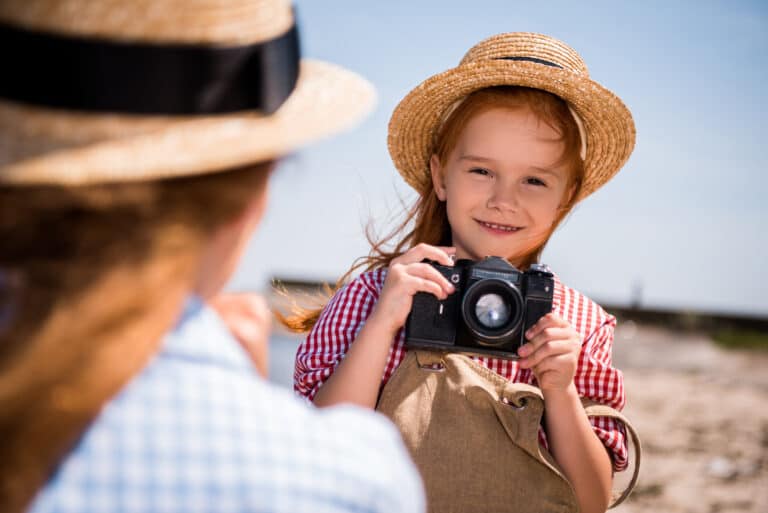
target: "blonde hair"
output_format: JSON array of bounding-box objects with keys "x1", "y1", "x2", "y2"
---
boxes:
[
  {"x1": 0, "y1": 163, "x2": 271, "y2": 513},
  {"x1": 280, "y1": 86, "x2": 584, "y2": 333}
]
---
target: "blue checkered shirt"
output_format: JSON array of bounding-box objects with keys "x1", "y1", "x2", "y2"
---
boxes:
[{"x1": 29, "y1": 297, "x2": 425, "y2": 513}]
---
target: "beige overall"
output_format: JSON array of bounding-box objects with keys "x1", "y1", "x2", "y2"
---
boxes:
[{"x1": 376, "y1": 350, "x2": 641, "y2": 513}]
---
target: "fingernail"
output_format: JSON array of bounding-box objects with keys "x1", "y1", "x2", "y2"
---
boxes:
[{"x1": 518, "y1": 345, "x2": 529, "y2": 357}]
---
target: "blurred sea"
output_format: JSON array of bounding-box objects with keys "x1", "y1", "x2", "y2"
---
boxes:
[{"x1": 268, "y1": 334, "x2": 302, "y2": 389}]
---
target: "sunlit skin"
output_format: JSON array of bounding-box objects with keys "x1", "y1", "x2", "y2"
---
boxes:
[
  {"x1": 429, "y1": 107, "x2": 572, "y2": 266},
  {"x1": 202, "y1": 170, "x2": 274, "y2": 376},
  {"x1": 313, "y1": 106, "x2": 614, "y2": 512}
]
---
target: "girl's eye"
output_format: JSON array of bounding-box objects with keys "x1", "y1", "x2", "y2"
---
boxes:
[
  {"x1": 525, "y1": 177, "x2": 547, "y2": 186},
  {"x1": 469, "y1": 167, "x2": 491, "y2": 176}
]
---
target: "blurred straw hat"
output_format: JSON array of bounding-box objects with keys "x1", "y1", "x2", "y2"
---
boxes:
[
  {"x1": 0, "y1": 0, "x2": 375, "y2": 186},
  {"x1": 388, "y1": 32, "x2": 635, "y2": 201}
]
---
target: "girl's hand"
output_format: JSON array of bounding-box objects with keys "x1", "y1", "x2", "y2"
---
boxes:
[
  {"x1": 210, "y1": 292, "x2": 271, "y2": 377},
  {"x1": 369, "y1": 243, "x2": 457, "y2": 333},
  {"x1": 517, "y1": 313, "x2": 581, "y2": 392}
]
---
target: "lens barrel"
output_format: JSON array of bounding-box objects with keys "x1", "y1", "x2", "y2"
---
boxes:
[{"x1": 461, "y1": 278, "x2": 523, "y2": 346}]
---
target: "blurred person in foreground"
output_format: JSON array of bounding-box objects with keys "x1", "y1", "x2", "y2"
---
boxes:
[{"x1": 0, "y1": 1, "x2": 425, "y2": 512}]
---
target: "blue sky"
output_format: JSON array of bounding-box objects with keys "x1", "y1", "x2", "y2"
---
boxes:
[{"x1": 230, "y1": 0, "x2": 767, "y2": 317}]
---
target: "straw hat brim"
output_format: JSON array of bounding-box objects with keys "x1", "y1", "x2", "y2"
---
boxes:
[
  {"x1": 0, "y1": 59, "x2": 375, "y2": 185},
  {"x1": 388, "y1": 60, "x2": 635, "y2": 200}
]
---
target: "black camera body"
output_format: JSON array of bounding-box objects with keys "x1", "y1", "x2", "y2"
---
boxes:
[{"x1": 405, "y1": 256, "x2": 554, "y2": 359}]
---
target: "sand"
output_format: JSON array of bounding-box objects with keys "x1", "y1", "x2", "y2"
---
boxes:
[{"x1": 611, "y1": 322, "x2": 768, "y2": 513}]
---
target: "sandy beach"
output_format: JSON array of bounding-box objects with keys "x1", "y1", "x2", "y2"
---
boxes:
[{"x1": 611, "y1": 323, "x2": 768, "y2": 513}]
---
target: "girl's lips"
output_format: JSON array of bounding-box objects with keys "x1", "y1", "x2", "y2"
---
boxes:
[{"x1": 476, "y1": 219, "x2": 521, "y2": 234}]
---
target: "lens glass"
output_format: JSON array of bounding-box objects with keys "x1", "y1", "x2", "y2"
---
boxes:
[{"x1": 474, "y1": 293, "x2": 510, "y2": 329}]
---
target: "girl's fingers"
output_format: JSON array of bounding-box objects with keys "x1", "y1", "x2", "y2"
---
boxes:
[
  {"x1": 389, "y1": 266, "x2": 446, "y2": 299},
  {"x1": 518, "y1": 339, "x2": 576, "y2": 368},
  {"x1": 521, "y1": 326, "x2": 574, "y2": 353},
  {"x1": 406, "y1": 262, "x2": 456, "y2": 296},
  {"x1": 389, "y1": 259, "x2": 456, "y2": 297},
  {"x1": 524, "y1": 313, "x2": 567, "y2": 340},
  {"x1": 531, "y1": 353, "x2": 576, "y2": 376},
  {"x1": 395, "y1": 243, "x2": 456, "y2": 267}
]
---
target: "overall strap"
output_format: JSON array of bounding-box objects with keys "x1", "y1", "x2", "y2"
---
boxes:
[
  {"x1": 413, "y1": 349, "x2": 446, "y2": 368},
  {"x1": 582, "y1": 400, "x2": 642, "y2": 509}
]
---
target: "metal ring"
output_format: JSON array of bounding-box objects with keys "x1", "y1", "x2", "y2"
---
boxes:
[
  {"x1": 418, "y1": 362, "x2": 445, "y2": 372},
  {"x1": 501, "y1": 396, "x2": 528, "y2": 410}
]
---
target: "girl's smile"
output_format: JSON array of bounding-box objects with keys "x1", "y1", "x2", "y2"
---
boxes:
[
  {"x1": 430, "y1": 106, "x2": 574, "y2": 266},
  {"x1": 475, "y1": 219, "x2": 522, "y2": 234}
]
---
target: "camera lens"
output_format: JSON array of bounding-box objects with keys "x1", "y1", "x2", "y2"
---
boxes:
[
  {"x1": 474, "y1": 293, "x2": 510, "y2": 329},
  {"x1": 461, "y1": 278, "x2": 524, "y2": 347}
]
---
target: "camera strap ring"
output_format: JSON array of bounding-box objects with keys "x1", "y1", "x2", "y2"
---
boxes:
[{"x1": 501, "y1": 396, "x2": 528, "y2": 410}]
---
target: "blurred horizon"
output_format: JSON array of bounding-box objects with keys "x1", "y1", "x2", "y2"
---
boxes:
[{"x1": 229, "y1": 0, "x2": 768, "y2": 319}]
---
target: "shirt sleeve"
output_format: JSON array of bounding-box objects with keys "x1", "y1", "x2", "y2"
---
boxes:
[
  {"x1": 575, "y1": 317, "x2": 629, "y2": 472},
  {"x1": 294, "y1": 276, "x2": 378, "y2": 401}
]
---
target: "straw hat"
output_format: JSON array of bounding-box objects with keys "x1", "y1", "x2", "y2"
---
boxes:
[
  {"x1": 388, "y1": 32, "x2": 635, "y2": 201},
  {"x1": 0, "y1": 0, "x2": 375, "y2": 186}
]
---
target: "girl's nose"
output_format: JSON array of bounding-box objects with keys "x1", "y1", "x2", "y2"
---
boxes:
[{"x1": 486, "y1": 183, "x2": 519, "y2": 211}]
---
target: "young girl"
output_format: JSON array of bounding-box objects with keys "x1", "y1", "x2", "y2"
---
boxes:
[{"x1": 291, "y1": 33, "x2": 637, "y2": 513}]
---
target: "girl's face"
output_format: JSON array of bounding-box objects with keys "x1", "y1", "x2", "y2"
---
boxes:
[{"x1": 430, "y1": 106, "x2": 574, "y2": 266}]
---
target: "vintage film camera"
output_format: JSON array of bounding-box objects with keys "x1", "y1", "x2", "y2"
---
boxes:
[{"x1": 405, "y1": 256, "x2": 554, "y2": 359}]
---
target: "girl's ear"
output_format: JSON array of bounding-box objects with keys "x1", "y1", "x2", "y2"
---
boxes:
[
  {"x1": 560, "y1": 183, "x2": 577, "y2": 211},
  {"x1": 430, "y1": 154, "x2": 447, "y2": 201}
]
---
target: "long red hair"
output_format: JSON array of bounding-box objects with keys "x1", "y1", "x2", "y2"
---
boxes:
[{"x1": 280, "y1": 86, "x2": 584, "y2": 332}]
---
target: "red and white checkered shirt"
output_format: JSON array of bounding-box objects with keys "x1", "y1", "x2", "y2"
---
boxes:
[{"x1": 294, "y1": 268, "x2": 628, "y2": 471}]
